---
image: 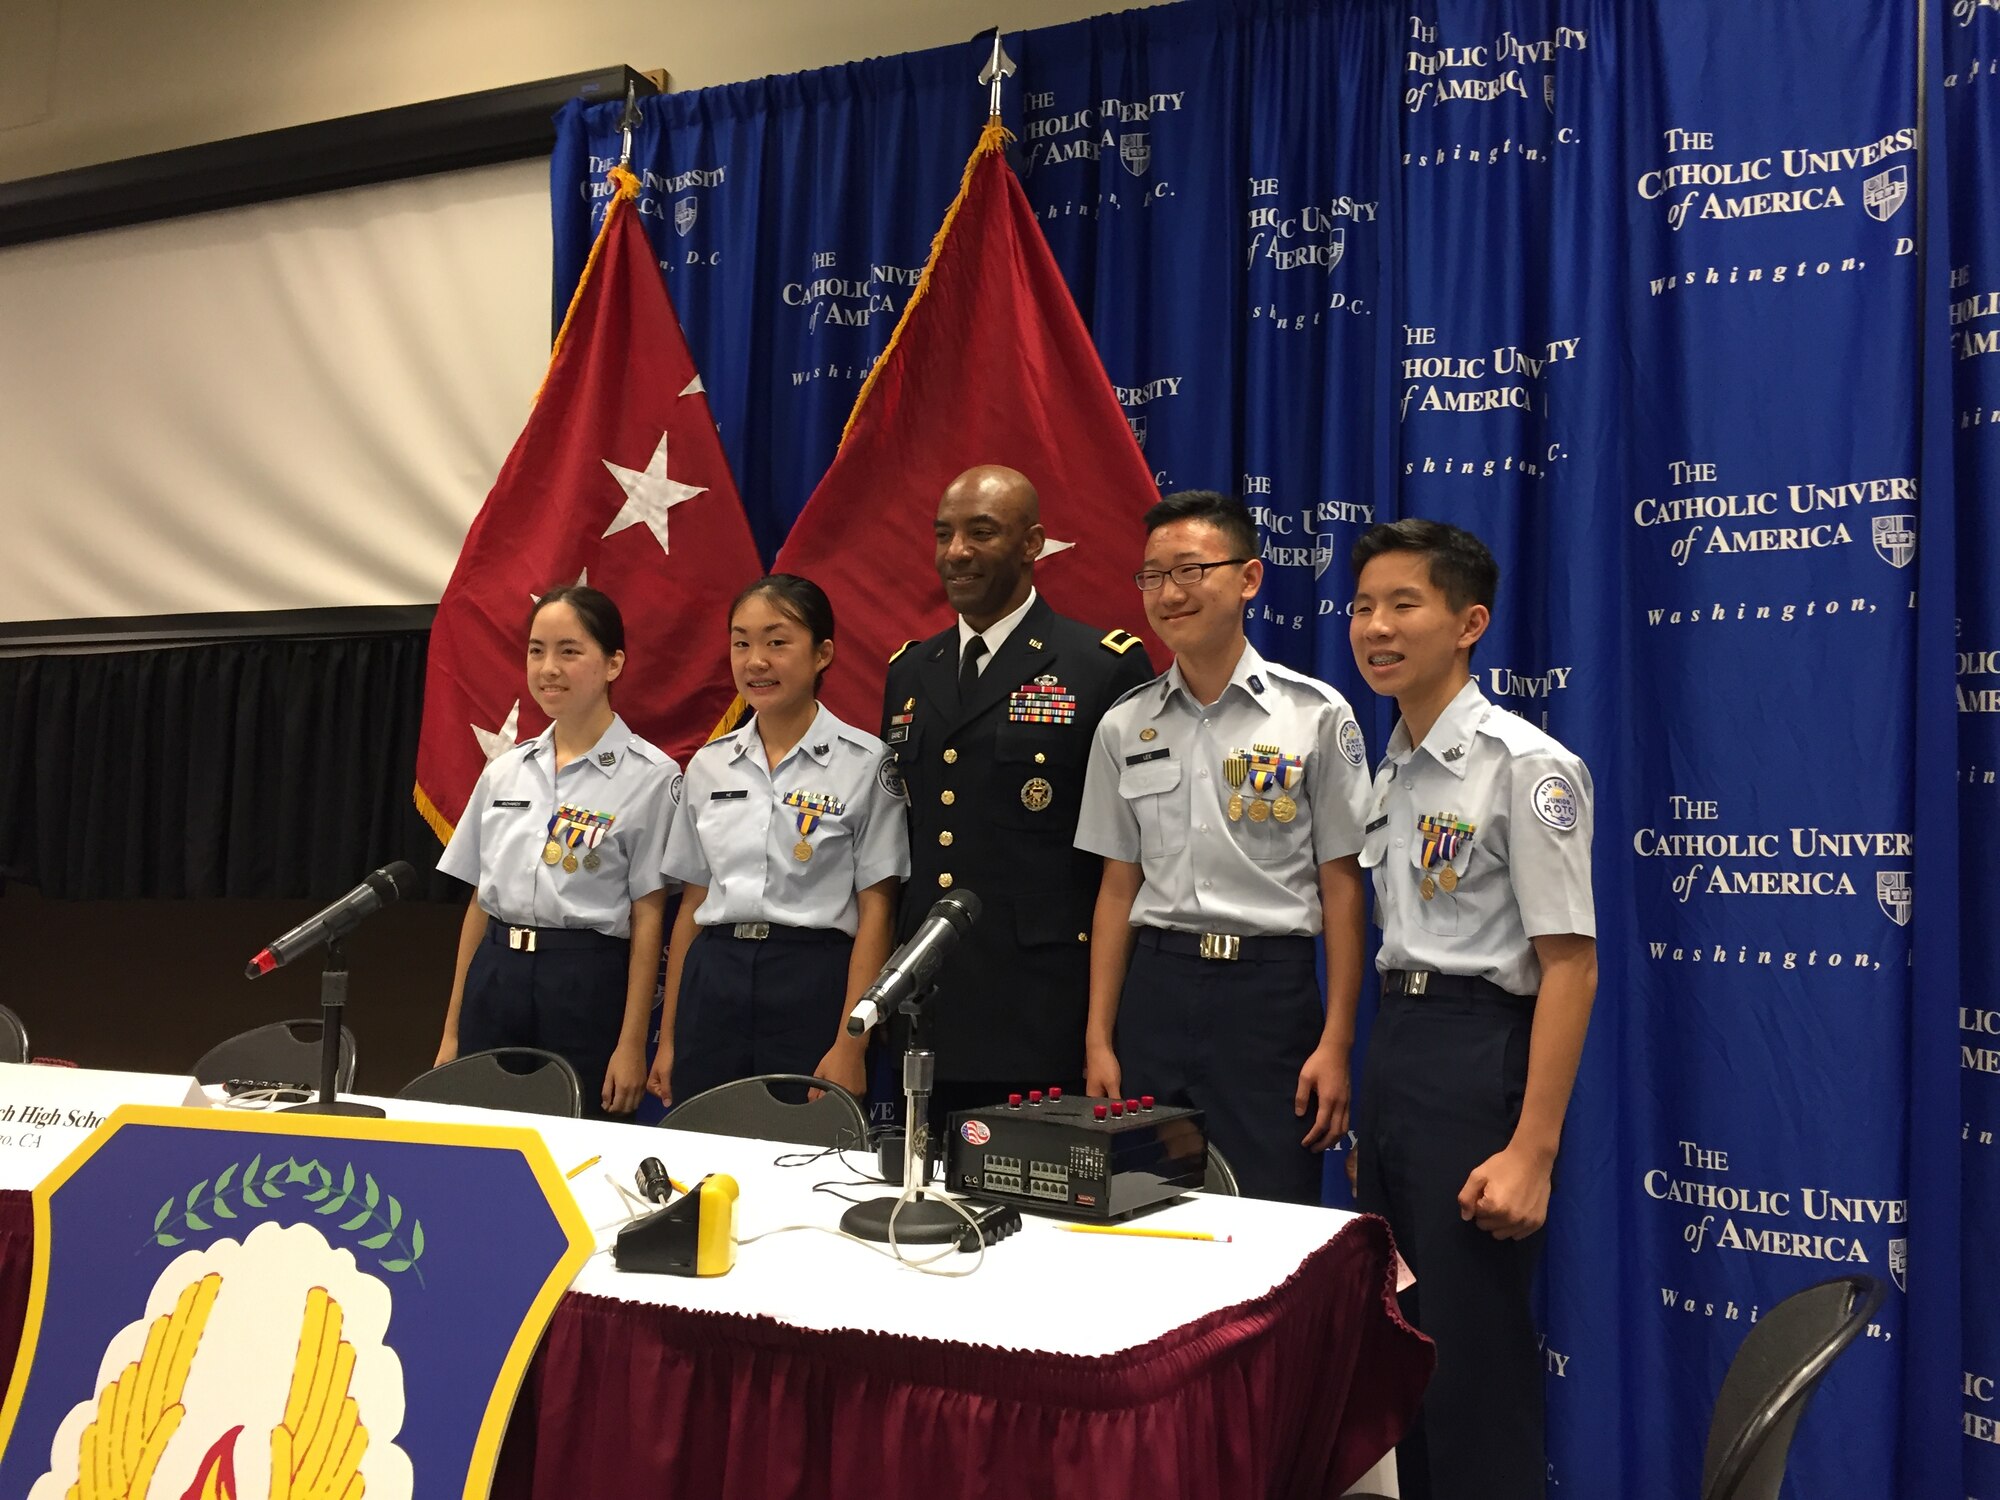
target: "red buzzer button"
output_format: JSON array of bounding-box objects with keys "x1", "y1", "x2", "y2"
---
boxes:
[
  {"x1": 1093, "y1": 1104, "x2": 1108, "y2": 1121},
  {"x1": 1110, "y1": 1102, "x2": 1124, "y2": 1117},
  {"x1": 1008, "y1": 1093, "x2": 1022, "y2": 1108},
  {"x1": 1029, "y1": 1090, "x2": 1044, "y2": 1105},
  {"x1": 1140, "y1": 1095, "x2": 1155, "y2": 1110},
  {"x1": 1125, "y1": 1099, "x2": 1139, "y2": 1113},
  {"x1": 1048, "y1": 1086, "x2": 1064, "y2": 1101}
]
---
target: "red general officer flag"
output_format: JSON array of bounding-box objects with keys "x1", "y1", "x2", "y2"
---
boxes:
[
  {"x1": 771, "y1": 119, "x2": 1163, "y2": 730},
  {"x1": 415, "y1": 166, "x2": 762, "y2": 841}
]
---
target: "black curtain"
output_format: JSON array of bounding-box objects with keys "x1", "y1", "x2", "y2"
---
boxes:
[{"x1": 0, "y1": 634, "x2": 456, "y2": 900}]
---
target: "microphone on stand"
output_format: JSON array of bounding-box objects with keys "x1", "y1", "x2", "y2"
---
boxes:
[
  {"x1": 246, "y1": 862, "x2": 417, "y2": 977},
  {"x1": 845, "y1": 892, "x2": 982, "y2": 1036}
]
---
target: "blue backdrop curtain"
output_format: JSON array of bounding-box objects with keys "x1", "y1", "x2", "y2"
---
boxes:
[{"x1": 550, "y1": 1, "x2": 1981, "y2": 1493}]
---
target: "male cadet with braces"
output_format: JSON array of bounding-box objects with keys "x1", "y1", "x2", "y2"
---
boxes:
[
  {"x1": 1347, "y1": 518, "x2": 1597, "y2": 1500},
  {"x1": 1074, "y1": 490, "x2": 1371, "y2": 1204},
  {"x1": 832, "y1": 464, "x2": 1154, "y2": 1127}
]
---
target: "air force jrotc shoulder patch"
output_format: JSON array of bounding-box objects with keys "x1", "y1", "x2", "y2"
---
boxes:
[
  {"x1": 878, "y1": 756, "x2": 908, "y2": 800},
  {"x1": 1339, "y1": 719, "x2": 1366, "y2": 766},
  {"x1": 670, "y1": 773, "x2": 685, "y2": 805},
  {"x1": 1532, "y1": 774, "x2": 1579, "y2": 831}
]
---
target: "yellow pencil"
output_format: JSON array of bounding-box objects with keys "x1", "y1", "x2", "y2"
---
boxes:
[
  {"x1": 1057, "y1": 1223, "x2": 1231, "y2": 1243},
  {"x1": 565, "y1": 1154, "x2": 602, "y2": 1180}
]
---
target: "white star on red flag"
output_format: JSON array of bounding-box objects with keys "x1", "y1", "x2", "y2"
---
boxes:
[{"x1": 601, "y1": 432, "x2": 708, "y2": 554}]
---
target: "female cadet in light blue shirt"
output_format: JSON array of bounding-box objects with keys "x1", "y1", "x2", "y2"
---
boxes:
[
  {"x1": 437, "y1": 585, "x2": 680, "y2": 1118},
  {"x1": 647, "y1": 575, "x2": 909, "y2": 1107}
]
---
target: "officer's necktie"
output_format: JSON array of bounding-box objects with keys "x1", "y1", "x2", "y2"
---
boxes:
[{"x1": 958, "y1": 635, "x2": 989, "y2": 707}]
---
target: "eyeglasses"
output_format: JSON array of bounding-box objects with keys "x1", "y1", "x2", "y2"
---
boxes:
[{"x1": 1133, "y1": 559, "x2": 1253, "y2": 591}]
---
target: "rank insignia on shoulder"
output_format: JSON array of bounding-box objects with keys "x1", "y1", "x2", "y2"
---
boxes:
[
  {"x1": 889, "y1": 640, "x2": 917, "y2": 663},
  {"x1": 1100, "y1": 629, "x2": 1143, "y2": 655},
  {"x1": 598, "y1": 751, "x2": 616, "y2": 766}
]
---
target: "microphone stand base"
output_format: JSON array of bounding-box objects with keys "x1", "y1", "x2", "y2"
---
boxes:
[
  {"x1": 279, "y1": 1098, "x2": 388, "y2": 1118},
  {"x1": 838, "y1": 1194, "x2": 965, "y2": 1246}
]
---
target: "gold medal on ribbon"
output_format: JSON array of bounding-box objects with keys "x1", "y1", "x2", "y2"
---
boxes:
[
  {"x1": 1273, "y1": 794, "x2": 1297, "y2": 823},
  {"x1": 1223, "y1": 752, "x2": 1248, "y2": 821},
  {"x1": 1248, "y1": 798, "x2": 1271, "y2": 823},
  {"x1": 1420, "y1": 874, "x2": 1438, "y2": 901},
  {"x1": 542, "y1": 841, "x2": 562, "y2": 865},
  {"x1": 795, "y1": 839, "x2": 814, "y2": 862},
  {"x1": 561, "y1": 854, "x2": 579, "y2": 873},
  {"x1": 1439, "y1": 865, "x2": 1459, "y2": 893}
]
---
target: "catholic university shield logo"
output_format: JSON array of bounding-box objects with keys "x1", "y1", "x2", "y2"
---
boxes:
[
  {"x1": 674, "y1": 195, "x2": 698, "y2": 236},
  {"x1": 1877, "y1": 871, "x2": 1912, "y2": 925},
  {"x1": 1544, "y1": 74, "x2": 1555, "y2": 113},
  {"x1": 1863, "y1": 166, "x2": 1907, "y2": 223},
  {"x1": 1126, "y1": 414, "x2": 1148, "y2": 451},
  {"x1": 1888, "y1": 1237, "x2": 1907, "y2": 1292},
  {"x1": 1120, "y1": 132, "x2": 1151, "y2": 177},
  {"x1": 1873, "y1": 514, "x2": 1916, "y2": 569},
  {"x1": 1325, "y1": 226, "x2": 1346, "y2": 273}
]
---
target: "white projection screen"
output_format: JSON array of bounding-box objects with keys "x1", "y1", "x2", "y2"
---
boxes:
[{"x1": 0, "y1": 158, "x2": 551, "y2": 636}]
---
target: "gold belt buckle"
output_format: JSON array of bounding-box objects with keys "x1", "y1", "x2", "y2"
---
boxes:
[
  {"x1": 734, "y1": 922, "x2": 772, "y2": 941},
  {"x1": 508, "y1": 927, "x2": 538, "y2": 953},
  {"x1": 1198, "y1": 933, "x2": 1241, "y2": 962}
]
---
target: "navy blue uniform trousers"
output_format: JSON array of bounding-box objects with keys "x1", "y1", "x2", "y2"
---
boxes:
[
  {"x1": 1116, "y1": 933, "x2": 1324, "y2": 1205},
  {"x1": 670, "y1": 925, "x2": 853, "y2": 1104},
  {"x1": 459, "y1": 924, "x2": 629, "y2": 1120},
  {"x1": 1357, "y1": 990, "x2": 1545, "y2": 1500}
]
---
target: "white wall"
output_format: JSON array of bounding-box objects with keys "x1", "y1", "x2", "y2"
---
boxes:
[{"x1": 0, "y1": 0, "x2": 1168, "y2": 181}]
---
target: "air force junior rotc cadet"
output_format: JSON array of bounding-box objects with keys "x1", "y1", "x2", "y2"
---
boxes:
[
  {"x1": 1076, "y1": 491, "x2": 1372, "y2": 1204},
  {"x1": 1348, "y1": 519, "x2": 1597, "y2": 1500},
  {"x1": 860, "y1": 464, "x2": 1154, "y2": 1121}
]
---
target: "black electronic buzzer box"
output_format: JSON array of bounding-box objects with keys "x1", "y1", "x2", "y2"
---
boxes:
[{"x1": 946, "y1": 1090, "x2": 1206, "y2": 1220}]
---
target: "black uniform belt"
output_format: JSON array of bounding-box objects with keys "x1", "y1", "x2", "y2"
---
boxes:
[
  {"x1": 707, "y1": 922, "x2": 849, "y2": 944},
  {"x1": 484, "y1": 924, "x2": 624, "y2": 954},
  {"x1": 1138, "y1": 928, "x2": 1315, "y2": 963},
  {"x1": 1382, "y1": 968, "x2": 1528, "y2": 1004}
]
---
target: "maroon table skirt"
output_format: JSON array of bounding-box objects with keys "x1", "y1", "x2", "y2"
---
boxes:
[{"x1": 0, "y1": 1192, "x2": 1430, "y2": 1499}]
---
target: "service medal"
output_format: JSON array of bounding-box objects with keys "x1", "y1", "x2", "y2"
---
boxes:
[
  {"x1": 1248, "y1": 798, "x2": 1271, "y2": 823},
  {"x1": 795, "y1": 840, "x2": 814, "y2": 863},
  {"x1": 1273, "y1": 794, "x2": 1298, "y2": 823},
  {"x1": 1021, "y1": 776, "x2": 1054, "y2": 812},
  {"x1": 583, "y1": 852, "x2": 601, "y2": 872},
  {"x1": 561, "y1": 854, "x2": 579, "y2": 873},
  {"x1": 542, "y1": 841, "x2": 562, "y2": 865},
  {"x1": 1223, "y1": 752, "x2": 1248, "y2": 821},
  {"x1": 1439, "y1": 865, "x2": 1459, "y2": 893},
  {"x1": 1420, "y1": 874, "x2": 1437, "y2": 901}
]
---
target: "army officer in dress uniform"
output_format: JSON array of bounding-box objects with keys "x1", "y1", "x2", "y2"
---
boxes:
[{"x1": 834, "y1": 464, "x2": 1154, "y2": 1121}]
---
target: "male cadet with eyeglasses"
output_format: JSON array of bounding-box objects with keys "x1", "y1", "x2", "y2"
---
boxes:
[
  {"x1": 1073, "y1": 490, "x2": 1371, "y2": 1204},
  {"x1": 1346, "y1": 518, "x2": 1597, "y2": 1500},
  {"x1": 819, "y1": 464, "x2": 1154, "y2": 1124}
]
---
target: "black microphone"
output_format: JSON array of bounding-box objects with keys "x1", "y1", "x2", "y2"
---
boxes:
[
  {"x1": 636, "y1": 1157, "x2": 675, "y2": 1204},
  {"x1": 845, "y1": 892, "x2": 982, "y2": 1036},
  {"x1": 245, "y1": 861, "x2": 418, "y2": 977}
]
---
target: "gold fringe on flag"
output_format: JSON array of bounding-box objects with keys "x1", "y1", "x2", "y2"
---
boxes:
[{"x1": 839, "y1": 118, "x2": 1013, "y2": 443}]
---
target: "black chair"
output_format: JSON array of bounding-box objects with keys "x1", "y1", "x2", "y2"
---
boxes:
[
  {"x1": 1199, "y1": 1143, "x2": 1241, "y2": 1196},
  {"x1": 397, "y1": 1048, "x2": 582, "y2": 1118},
  {"x1": 0, "y1": 1004, "x2": 28, "y2": 1066},
  {"x1": 661, "y1": 1074, "x2": 870, "y2": 1150},
  {"x1": 193, "y1": 1020, "x2": 357, "y2": 1093},
  {"x1": 1701, "y1": 1273, "x2": 1885, "y2": 1500}
]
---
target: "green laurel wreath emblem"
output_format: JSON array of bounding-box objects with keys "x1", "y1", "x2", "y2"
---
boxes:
[{"x1": 149, "y1": 1155, "x2": 427, "y2": 1284}]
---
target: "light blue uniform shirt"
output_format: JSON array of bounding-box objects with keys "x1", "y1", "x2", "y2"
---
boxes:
[
  {"x1": 1075, "y1": 642, "x2": 1372, "y2": 938},
  {"x1": 438, "y1": 714, "x2": 679, "y2": 939},
  {"x1": 1363, "y1": 678, "x2": 1595, "y2": 997},
  {"x1": 663, "y1": 704, "x2": 911, "y2": 937}
]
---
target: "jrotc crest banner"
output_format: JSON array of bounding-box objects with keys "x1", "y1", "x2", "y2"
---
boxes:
[
  {"x1": 548, "y1": 1, "x2": 1980, "y2": 1493},
  {"x1": 0, "y1": 1107, "x2": 592, "y2": 1500}
]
